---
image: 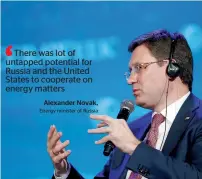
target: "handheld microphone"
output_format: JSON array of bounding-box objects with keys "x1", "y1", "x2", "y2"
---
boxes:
[{"x1": 103, "y1": 99, "x2": 135, "y2": 156}]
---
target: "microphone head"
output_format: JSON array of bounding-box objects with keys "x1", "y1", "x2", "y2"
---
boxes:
[{"x1": 120, "y1": 99, "x2": 135, "y2": 113}]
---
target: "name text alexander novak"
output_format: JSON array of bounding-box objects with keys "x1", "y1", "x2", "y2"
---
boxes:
[{"x1": 44, "y1": 100, "x2": 98, "y2": 106}]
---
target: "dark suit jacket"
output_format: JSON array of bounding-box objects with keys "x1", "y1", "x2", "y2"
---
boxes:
[{"x1": 52, "y1": 93, "x2": 202, "y2": 179}]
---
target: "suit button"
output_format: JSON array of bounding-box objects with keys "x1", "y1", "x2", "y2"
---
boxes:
[
  {"x1": 139, "y1": 168, "x2": 145, "y2": 174},
  {"x1": 138, "y1": 168, "x2": 150, "y2": 177}
]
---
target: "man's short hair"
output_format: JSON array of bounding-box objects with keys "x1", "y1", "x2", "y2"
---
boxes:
[{"x1": 128, "y1": 29, "x2": 193, "y2": 92}]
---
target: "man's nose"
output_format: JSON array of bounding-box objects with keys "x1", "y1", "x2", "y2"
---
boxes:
[{"x1": 127, "y1": 72, "x2": 138, "y2": 85}]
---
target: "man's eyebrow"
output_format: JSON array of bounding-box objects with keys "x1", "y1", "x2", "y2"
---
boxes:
[{"x1": 129, "y1": 62, "x2": 139, "y2": 68}]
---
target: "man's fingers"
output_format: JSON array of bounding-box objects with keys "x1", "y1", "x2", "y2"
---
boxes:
[
  {"x1": 90, "y1": 114, "x2": 113, "y2": 124},
  {"x1": 97, "y1": 122, "x2": 107, "y2": 128},
  {"x1": 88, "y1": 127, "x2": 111, "y2": 134},
  {"x1": 47, "y1": 125, "x2": 56, "y2": 141},
  {"x1": 52, "y1": 150, "x2": 71, "y2": 164},
  {"x1": 95, "y1": 135, "x2": 110, "y2": 144},
  {"x1": 56, "y1": 139, "x2": 63, "y2": 148},
  {"x1": 48, "y1": 132, "x2": 62, "y2": 150},
  {"x1": 52, "y1": 140, "x2": 70, "y2": 155},
  {"x1": 47, "y1": 125, "x2": 60, "y2": 150}
]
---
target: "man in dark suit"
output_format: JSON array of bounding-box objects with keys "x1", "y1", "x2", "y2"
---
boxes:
[{"x1": 47, "y1": 29, "x2": 202, "y2": 179}]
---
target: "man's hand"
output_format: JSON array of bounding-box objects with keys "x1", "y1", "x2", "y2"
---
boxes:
[
  {"x1": 88, "y1": 114, "x2": 141, "y2": 155},
  {"x1": 47, "y1": 125, "x2": 71, "y2": 176}
]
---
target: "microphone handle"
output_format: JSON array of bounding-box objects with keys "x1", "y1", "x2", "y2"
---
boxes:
[
  {"x1": 103, "y1": 108, "x2": 130, "y2": 156},
  {"x1": 117, "y1": 108, "x2": 130, "y2": 120}
]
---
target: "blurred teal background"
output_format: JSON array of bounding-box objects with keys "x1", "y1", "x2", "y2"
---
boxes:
[{"x1": 1, "y1": 1, "x2": 202, "y2": 179}]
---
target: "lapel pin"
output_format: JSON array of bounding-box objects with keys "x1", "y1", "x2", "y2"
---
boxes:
[{"x1": 185, "y1": 117, "x2": 190, "y2": 120}]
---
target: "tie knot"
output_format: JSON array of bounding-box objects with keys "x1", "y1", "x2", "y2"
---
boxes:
[{"x1": 151, "y1": 113, "x2": 165, "y2": 128}]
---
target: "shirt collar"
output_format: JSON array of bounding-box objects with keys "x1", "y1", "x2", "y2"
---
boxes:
[{"x1": 152, "y1": 91, "x2": 191, "y2": 124}]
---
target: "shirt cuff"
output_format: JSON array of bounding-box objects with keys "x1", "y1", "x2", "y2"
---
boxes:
[{"x1": 54, "y1": 162, "x2": 71, "y2": 179}]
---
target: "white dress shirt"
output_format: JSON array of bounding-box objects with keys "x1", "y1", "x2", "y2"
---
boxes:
[
  {"x1": 54, "y1": 162, "x2": 71, "y2": 179},
  {"x1": 55, "y1": 92, "x2": 190, "y2": 179}
]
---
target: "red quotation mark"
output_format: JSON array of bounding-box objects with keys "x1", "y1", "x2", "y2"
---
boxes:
[{"x1": 5, "y1": 45, "x2": 12, "y2": 56}]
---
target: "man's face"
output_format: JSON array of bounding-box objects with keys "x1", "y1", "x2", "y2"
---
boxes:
[{"x1": 127, "y1": 44, "x2": 168, "y2": 109}]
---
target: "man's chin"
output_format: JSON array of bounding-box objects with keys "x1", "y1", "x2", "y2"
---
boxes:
[
  {"x1": 135, "y1": 97, "x2": 145, "y2": 107},
  {"x1": 135, "y1": 99, "x2": 153, "y2": 109},
  {"x1": 135, "y1": 97, "x2": 150, "y2": 109}
]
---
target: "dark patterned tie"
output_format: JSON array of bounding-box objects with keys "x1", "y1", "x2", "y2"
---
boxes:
[{"x1": 129, "y1": 113, "x2": 165, "y2": 179}]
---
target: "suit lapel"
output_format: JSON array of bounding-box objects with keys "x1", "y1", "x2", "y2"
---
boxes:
[
  {"x1": 130, "y1": 112, "x2": 153, "y2": 141},
  {"x1": 162, "y1": 94, "x2": 199, "y2": 156}
]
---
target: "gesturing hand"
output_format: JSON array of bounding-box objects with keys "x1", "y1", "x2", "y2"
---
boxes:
[
  {"x1": 47, "y1": 125, "x2": 71, "y2": 176},
  {"x1": 88, "y1": 114, "x2": 141, "y2": 155}
]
